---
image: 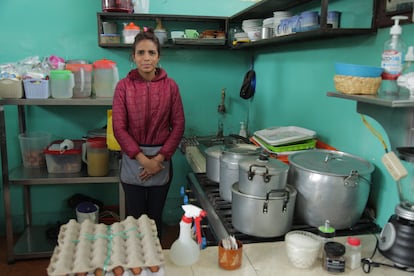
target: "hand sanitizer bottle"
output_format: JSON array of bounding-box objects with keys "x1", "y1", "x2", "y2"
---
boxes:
[{"x1": 380, "y1": 15, "x2": 408, "y2": 95}]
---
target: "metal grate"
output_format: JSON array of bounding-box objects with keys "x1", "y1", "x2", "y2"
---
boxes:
[{"x1": 188, "y1": 173, "x2": 381, "y2": 245}]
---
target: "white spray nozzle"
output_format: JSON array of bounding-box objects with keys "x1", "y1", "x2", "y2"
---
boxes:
[
  {"x1": 182, "y1": 204, "x2": 206, "y2": 219},
  {"x1": 390, "y1": 15, "x2": 408, "y2": 35}
]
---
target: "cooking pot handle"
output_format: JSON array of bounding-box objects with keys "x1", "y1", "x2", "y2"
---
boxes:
[
  {"x1": 262, "y1": 189, "x2": 290, "y2": 214},
  {"x1": 344, "y1": 170, "x2": 371, "y2": 188},
  {"x1": 248, "y1": 164, "x2": 271, "y2": 183}
]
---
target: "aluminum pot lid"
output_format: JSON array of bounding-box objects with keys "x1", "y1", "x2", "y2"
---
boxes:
[
  {"x1": 239, "y1": 153, "x2": 289, "y2": 174},
  {"x1": 222, "y1": 143, "x2": 261, "y2": 155},
  {"x1": 288, "y1": 149, "x2": 374, "y2": 176},
  {"x1": 205, "y1": 145, "x2": 224, "y2": 158}
]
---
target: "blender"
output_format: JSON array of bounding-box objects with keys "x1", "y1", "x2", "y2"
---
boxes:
[{"x1": 378, "y1": 147, "x2": 414, "y2": 268}]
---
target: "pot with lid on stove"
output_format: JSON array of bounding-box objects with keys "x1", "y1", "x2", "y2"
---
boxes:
[
  {"x1": 288, "y1": 149, "x2": 374, "y2": 230},
  {"x1": 205, "y1": 145, "x2": 224, "y2": 183},
  {"x1": 232, "y1": 183, "x2": 297, "y2": 237},
  {"x1": 219, "y1": 144, "x2": 261, "y2": 202},
  {"x1": 238, "y1": 152, "x2": 289, "y2": 197}
]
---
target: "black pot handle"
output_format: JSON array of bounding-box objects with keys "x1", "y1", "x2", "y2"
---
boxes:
[
  {"x1": 262, "y1": 188, "x2": 290, "y2": 214},
  {"x1": 248, "y1": 164, "x2": 271, "y2": 183}
]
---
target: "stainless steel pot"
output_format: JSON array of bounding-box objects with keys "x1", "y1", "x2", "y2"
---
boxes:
[
  {"x1": 288, "y1": 149, "x2": 374, "y2": 230},
  {"x1": 232, "y1": 183, "x2": 297, "y2": 237},
  {"x1": 205, "y1": 145, "x2": 224, "y2": 183},
  {"x1": 238, "y1": 153, "x2": 289, "y2": 197},
  {"x1": 219, "y1": 144, "x2": 261, "y2": 202}
]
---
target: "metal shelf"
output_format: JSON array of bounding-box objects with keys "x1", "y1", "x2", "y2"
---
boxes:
[
  {"x1": 0, "y1": 98, "x2": 123, "y2": 263},
  {"x1": 327, "y1": 91, "x2": 414, "y2": 151},
  {"x1": 9, "y1": 167, "x2": 119, "y2": 185}
]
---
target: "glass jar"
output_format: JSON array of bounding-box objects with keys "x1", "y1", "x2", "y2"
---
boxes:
[{"x1": 323, "y1": 241, "x2": 346, "y2": 273}]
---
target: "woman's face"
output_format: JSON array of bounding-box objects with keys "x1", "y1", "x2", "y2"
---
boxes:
[{"x1": 133, "y1": 39, "x2": 160, "y2": 79}]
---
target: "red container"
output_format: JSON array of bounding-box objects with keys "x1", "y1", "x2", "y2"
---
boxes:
[
  {"x1": 44, "y1": 140, "x2": 83, "y2": 173},
  {"x1": 102, "y1": 0, "x2": 133, "y2": 13}
]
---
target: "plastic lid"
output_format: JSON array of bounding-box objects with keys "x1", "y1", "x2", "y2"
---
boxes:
[
  {"x1": 76, "y1": 202, "x2": 98, "y2": 213},
  {"x1": 347, "y1": 236, "x2": 361, "y2": 246},
  {"x1": 65, "y1": 63, "x2": 93, "y2": 72},
  {"x1": 324, "y1": 241, "x2": 345, "y2": 257},
  {"x1": 87, "y1": 137, "x2": 107, "y2": 149},
  {"x1": 49, "y1": 70, "x2": 73, "y2": 80},
  {"x1": 124, "y1": 22, "x2": 140, "y2": 30},
  {"x1": 318, "y1": 220, "x2": 336, "y2": 238},
  {"x1": 93, "y1": 58, "x2": 116, "y2": 69}
]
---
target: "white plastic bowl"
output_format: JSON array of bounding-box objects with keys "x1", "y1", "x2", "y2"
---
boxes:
[{"x1": 285, "y1": 230, "x2": 321, "y2": 269}]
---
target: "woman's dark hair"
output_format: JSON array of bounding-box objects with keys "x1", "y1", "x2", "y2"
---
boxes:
[{"x1": 132, "y1": 28, "x2": 161, "y2": 56}]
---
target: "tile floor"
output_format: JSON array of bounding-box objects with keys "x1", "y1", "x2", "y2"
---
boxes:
[{"x1": 0, "y1": 224, "x2": 179, "y2": 276}]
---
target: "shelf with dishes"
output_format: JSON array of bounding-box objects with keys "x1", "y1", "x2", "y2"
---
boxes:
[{"x1": 97, "y1": 12, "x2": 229, "y2": 48}]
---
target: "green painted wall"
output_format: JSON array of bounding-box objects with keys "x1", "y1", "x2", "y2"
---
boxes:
[{"x1": 0, "y1": 0, "x2": 411, "y2": 234}]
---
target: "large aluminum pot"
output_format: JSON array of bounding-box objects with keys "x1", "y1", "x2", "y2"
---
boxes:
[
  {"x1": 288, "y1": 149, "x2": 374, "y2": 230},
  {"x1": 238, "y1": 153, "x2": 289, "y2": 197},
  {"x1": 205, "y1": 145, "x2": 224, "y2": 183},
  {"x1": 232, "y1": 183, "x2": 297, "y2": 237},
  {"x1": 219, "y1": 144, "x2": 261, "y2": 202}
]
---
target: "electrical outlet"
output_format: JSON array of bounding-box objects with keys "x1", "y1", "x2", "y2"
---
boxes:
[{"x1": 382, "y1": 151, "x2": 408, "y2": 181}]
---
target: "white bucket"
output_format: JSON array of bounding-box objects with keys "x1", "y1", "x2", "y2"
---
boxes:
[{"x1": 76, "y1": 202, "x2": 99, "y2": 223}]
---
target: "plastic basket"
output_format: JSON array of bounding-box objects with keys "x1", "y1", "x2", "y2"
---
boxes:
[{"x1": 23, "y1": 79, "x2": 50, "y2": 99}]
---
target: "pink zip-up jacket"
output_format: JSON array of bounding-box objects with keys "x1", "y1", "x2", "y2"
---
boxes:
[{"x1": 112, "y1": 68, "x2": 185, "y2": 160}]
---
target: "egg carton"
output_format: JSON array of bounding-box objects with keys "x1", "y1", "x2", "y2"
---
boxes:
[{"x1": 47, "y1": 215, "x2": 165, "y2": 276}]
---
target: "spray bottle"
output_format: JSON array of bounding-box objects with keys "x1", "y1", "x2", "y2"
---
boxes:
[
  {"x1": 169, "y1": 204, "x2": 207, "y2": 266},
  {"x1": 380, "y1": 15, "x2": 408, "y2": 95}
]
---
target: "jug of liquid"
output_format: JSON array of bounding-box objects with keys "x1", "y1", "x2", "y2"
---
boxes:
[
  {"x1": 82, "y1": 137, "x2": 109, "y2": 176},
  {"x1": 92, "y1": 58, "x2": 119, "y2": 98},
  {"x1": 49, "y1": 70, "x2": 75, "y2": 99},
  {"x1": 65, "y1": 63, "x2": 93, "y2": 98}
]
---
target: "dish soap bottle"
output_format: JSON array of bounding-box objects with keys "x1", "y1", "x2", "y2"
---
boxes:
[
  {"x1": 170, "y1": 204, "x2": 207, "y2": 266},
  {"x1": 380, "y1": 15, "x2": 408, "y2": 95}
]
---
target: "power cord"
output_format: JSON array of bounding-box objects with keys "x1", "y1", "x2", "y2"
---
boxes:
[
  {"x1": 360, "y1": 115, "x2": 389, "y2": 153},
  {"x1": 361, "y1": 233, "x2": 414, "y2": 273}
]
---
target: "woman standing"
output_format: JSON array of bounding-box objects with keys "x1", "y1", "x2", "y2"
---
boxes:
[{"x1": 112, "y1": 29, "x2": 185, "y2": 237}]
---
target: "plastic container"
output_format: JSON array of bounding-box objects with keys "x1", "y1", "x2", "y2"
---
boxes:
[
  {"x1": 65, "y1": 63, "x2": 93, "y2": 98},
  {"x1": 285, "y1": 230, "x2": 322, "y2": 269},
  {"x1": 92, "y1": 59, "x2": 119, "y2": 98},
  {"x1": 328, "y1": 11, "x2": 341, "y2": 28},
  {"x1": 82, "y1": 137, "x2": 109, "y2": 176},
  {"x1": 19, "y1": 131, "x2": 52, "y2": 168},
  {"x1": 323, "y1": 242, "x2": 346, "y2": 273},
  {"x1": 102, "y1": 0, "x2": 133, "y2": 13},
  {"x1": 44, "y1": 140, "x2": 83, "y2": 173},
  {"x1": 335, "y1": 63, "x2": 383, "y2": 78},
  {"x1": 218, "y1": 239, "x2": 243, "y2": 270},
  {"x1": 23, "y1": 79, "x2": 50, "y2": 99},
  {"x1": 318, "y1": 220, "x2": 336, "y2": 259},
  {"x1": 345, "y1": 237, "x2": 361, "y2": 270},
  {"x1": 0, "y1": 79, "x2": 23, "y2": 99},
  {"x1": 49, "y1": 70, "x2": 75, "y2": 99},
  {"x1": 123, "y1": 22, "x2": 140, "y2": 44}
]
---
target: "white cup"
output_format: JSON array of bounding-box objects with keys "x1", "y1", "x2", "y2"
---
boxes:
[{"x1": 76, "y1": 202, "x2": 99, "y2": 223}]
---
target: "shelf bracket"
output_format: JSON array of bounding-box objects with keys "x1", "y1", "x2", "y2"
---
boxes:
[{"x1": 357, "y1": 102, "x2": 414, "y2": 151}]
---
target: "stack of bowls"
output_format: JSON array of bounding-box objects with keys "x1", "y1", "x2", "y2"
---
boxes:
[
  {"x1": 242, "y1": 19, "x2": 263, "y2": 41},
  {"x1": 273, "y1": 11, "x2": 292, "y2": 31}
]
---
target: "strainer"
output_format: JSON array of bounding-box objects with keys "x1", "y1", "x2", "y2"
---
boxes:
[{"x1": 285, "y1": 230, "x2": 321, "y2": 269}]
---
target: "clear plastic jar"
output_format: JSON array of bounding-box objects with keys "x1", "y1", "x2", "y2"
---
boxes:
[
  {"x1": 345, "y1": 237, "x2": 361, "y2": 270},
  {"x1": 323, "y1": 241, "x2": 346, "y2": 273}
]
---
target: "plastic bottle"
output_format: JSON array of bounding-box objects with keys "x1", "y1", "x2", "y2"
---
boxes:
[
  {"x1": 169, "y1": 204, "x2": 207, "y2": 266},
  {"x1": 397, "y1": 46, "x2": 414, "y2": 96},
  {"x1": 380, "y1": 15, "x2": 408, "y2": 95},
  {"x1": 239, "y1": 122, "x2": 247, "y2": 138},
  {"x1": 345, "y1": 237, "x2": 362, "y2": 270}
]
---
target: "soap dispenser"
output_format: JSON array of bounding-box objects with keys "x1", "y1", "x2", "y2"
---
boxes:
[
  {"x1": 169, "y1": 204, "x2": 207, "y2": 266},
  {"x1": 380, "y1": 15, "x2": 408, "y2": 95}
]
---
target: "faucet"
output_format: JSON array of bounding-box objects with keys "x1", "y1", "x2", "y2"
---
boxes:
[{"x1": 218, "y1": 88, "x2": 226, "y2": 114}]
